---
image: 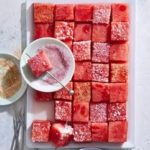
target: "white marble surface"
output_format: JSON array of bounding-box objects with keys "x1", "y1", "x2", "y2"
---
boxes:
[{"x1": 0, "y1": 0, "x2": 150, "y2": 150}]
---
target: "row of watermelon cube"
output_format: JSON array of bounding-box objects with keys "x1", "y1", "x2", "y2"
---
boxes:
[
  {"x1": 32, "y1": 120, "x2": 127, "y2": 146},
  {"x1": 33, "y1": 3, "x2": 129, "y2": 23}
]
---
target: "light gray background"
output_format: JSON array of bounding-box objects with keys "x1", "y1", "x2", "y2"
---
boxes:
[{"x1": 0, "y1": 0, "x2": 150, "y2": 150}]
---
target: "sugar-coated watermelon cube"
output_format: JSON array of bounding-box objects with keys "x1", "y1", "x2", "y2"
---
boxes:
[
  {"x1": 32, "y1": 120, "x2": 51, "y2": 142},
  {"x1": 73, "y1": 41, "x2": 91, "y2": 61},
  {"x1": 110, "y1": 83, "x2": 128, "y2": 103},
  {"x1": 63, "y1": 40, "x2": 73, "y2": 49},
  {"x1": 33, "y1": 3, "x2": 54, "y2": 23},
  {"x1": 110, "y1": 43, "x2": 128, "y2": 62},
  {"x1": 90, "y1": 103, "x2": 107, "y2": 123},
  {"x1": 34, "y1": 23, "x2": 54, "y2": 39},
  {"x1": 93, "y1": 4, "x2": 111, "y2": 24},
  {"x1": 112, "y1": 3, "x2": 129, "y2": 22},
  {"x1": 28, "y1": 50, "x2": 53, "y2": 77},
  {"x1": 108, "y1": 121, "x2": 128, "y2": 142},
  {"x1": 92, "y1": 82, "x2": 109, "y2": 102},
  {"x1": 74, "y1": 24, "x2": 92, "y2": 41},
  {"x1": 74, "y1": 62, "x2": 92, "y2": 81},
  {"x1": 108, "y1": 103, "x2": 126, "y2": 121},
  {"x1": 73, "y1": 123, "x2": 92, "y2": 142},
  {"x1": 74, "y1": 82, "x2": 91, "y2": 102},
  {"x1": 54, "y1": 82, "x2": 73, "y2": 100},
  {"x1": 34, "y1": 90, "x2": 53, "y2": 101},
  {"x1": 55, "y1": 101, "x2": 72, "y2": 122},
  {"x1": 92, "y1": 25, "x2": 110, "y2": 42},
  {"x1": 75, "y1": 4, "x2": 93, "y2": 22},
  {"x1": 54, "y1": 21, "x2": 74, "y2": 40},
  {"x1": 92, "y1": 63, "x2": 109, "y2": 82},
  {"x1": 55, "y1": 4, "x2": 74, "y2": 21},
  {"x1": 73, "y1": 101, "x2": 89, "y2": 123},
  {"x1": 111, "y1": 22, "x2": 129, "y2": 41},
  {"x1": 111, "y1": 63, "x2": 128, "y2": 83},
  {"x1": 92, "y1": 42, "x2": 110, "y2": 63},
  {"x1": 91, "y1": 123, "x2": 108, "y2": 142}
]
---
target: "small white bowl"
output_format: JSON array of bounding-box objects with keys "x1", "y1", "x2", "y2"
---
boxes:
[
  {"x1": 0, "y1": 53, "x2": 27, "y2": 106},
  {"x1": 20, "y1": 37, "x2": 75, "y2": 93}
]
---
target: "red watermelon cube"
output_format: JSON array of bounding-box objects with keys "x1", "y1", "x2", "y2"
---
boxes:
[
  {"x1": 55, "y1": 101, "x2": 72, "y2": 122},
  {"x1": 110, "y1": 83, "x2": 128, "y2": 103},
  {"x1": 34, "y1": 90, "x2": 53, "y2": 101},
  {"x1": 50, "y1": 123, "x2": 73, "y2": 146},
  {"x1": 74, "y1": 82, "x2": 91, "y2": 102},
  {"x1": 54, "y1": 82, "x2": 73, "y2": 100},
  {"x1": 90, "y1": 103, "x2": 107, "y2": 123},
  {"x1": 108, "y1": 103, "x2": 126, "y2": 121},
  {"x1": 92, "y1": 42, "x2": 110, "y2": 63},
  {"x1": 74, "y1": 62, "x2": 92, "y2": 81},
  {"x1": 112, "y1": 3, "x2": 129, "y2": 22},
  {"x1": 108, "y1": 121, "x2": 128, "y2": 142},
  {"x1": 73, "y1": 123, "x2": 92, "y2": 142},
  {"x1": 74, "y1": 24, "x2": 92, "y2": 41},
  {"x1": 33, "y1": 3, "x2": 54, "y2": 23},
  {"x1": 34, "y1": 23, "x2": 54, "y2": 40},
  {"x1": 63, "y1": 40, "x2": 73, "y2": 49},
  {"x1": 92, "y1": 63, "x2": 109, "y2": 82},
  {"x1": 92, "y1": 82, "x2": 109, "y2": 102},
  {"x1": 73, "y1": 101, "x2": 89, "y2": 122},
  {"x1": 92, "y1": 25, "x2": 110, "y2": 42},
  {"x1": 32, "y1": 120, "x2": 51, "y2": 142},
  {"x1": 91, "y1": 123, "x2": 108, "y2": 142},
  {"x1": 110, "y1": 43, "x2": 129, "y2": 62},
  {"x1": 93, "y1": 4, "x2": 111, "y2": 24},
  {"x1": 111, "y1": 63, "x2": 128, "y2": 83},
  {"x1": 75, "y1": 4, "x2": 93, "y2": 22},
  {"x1": 54, "y1": 21, "x2": 74, "y2": 40},
  {"x1": 55, "y1": 4, "x2": 74, "y2": 21},
  {"x1": 73, "y1": 41, "x2": 91, "y2": 61},
  {"x1": 111, "y1": 22, "x2": 129, "y2": 41},
  {"x1": 28, "y1": 50, "x2": 53, "y2": 77}
]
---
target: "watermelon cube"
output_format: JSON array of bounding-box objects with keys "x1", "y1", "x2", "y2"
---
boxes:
[
  {"x1": 28, "y1": 50, "x2": 53, "y2": 77},
  {"x1": 92, "y1": 25, "x2": 110, "y2": 42},
  {"x1": 50, "y1": 123, "x2": 73, "y2": 146},
  {"x1": 33, "y1": 3, "x2": 54, "y2": 23},
  {"x1": 54, "y1": 82, "x2": 73, "y2": 100},
  {"x1": 108, "y1": 121, "x2": 128, "y2": 142},
  {"x1": 111, "y1": 63, "x2": 128, "y2": 83},
  {"x1": 75, "y1": 4, "x2": 93, "y2": 22},
  {"x1": 55, "y1": 101, "x2": 72, "y2": 122},
  {"x1": 34, "y1": 90, "x2": 53, "y2": 101},
  {"x1": 32, "y1": 120, "x2": 51, "y2": 142},
  {"x1": 92, "y1": 63, "x2": 109, "y2": 82},
  {"x1": 74, "y1": 24, "x2": 92, "y2": 41},
  {"x1": 74, "y1": 62, "x2": 92, "y2": 81},
  {"x1": 111, "y1": 22, "x2": 129, "y2": 41},
  {"x1": 108, "y1": 103, "x2": 126, "y2": 121},
  {"x1": 55, "y1": 4, "x2": 74, "y2": 21},
  {"x1": 63, "y1": 40, "x2": 73, "y2": 49},
  {"x1": 112, "y1": 3, "x2": 129, "y2": 22},
  {"x1": 90, "y1": 103, "x2": 107, "y2": 123},
  {"x1": 92, "y1": 82, "x2": 109, "y2": 102},
  {"x1": 110, "y1": 43, "x2": 129, "y2": 62},
  {"x1": 73, "y1": 123, "x2": 92, "y2": 142},
  {"x1": 92, "y1": 42, "x2": 110, "y2": 63},
  {"x1": 73, "y1": 101, "x2": 89, "y2": 122},
  {"x1": 74, "y1": 82, "x2": 91, "y2": 102},
  {"x1": 54, "y1": 21, "x2": 74, "y2": 40},
  {"x1": 93, "y1": 4, "x2": 111, "y2": 24},
  {"x1": 110, "y1": 83, "x2": 128, "y2": 103},
  {"x1": 73, "y1": 41, "x2": 91, "y2": 61},
  {"x1": 91, "y1": 123, "x2": 108, "y2": 142},
  {"x1": 34, "y1": 23, "x2": 54, "y2": 40}
]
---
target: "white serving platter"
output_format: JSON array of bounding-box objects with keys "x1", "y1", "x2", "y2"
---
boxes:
[{"x1": 26, "y1": 0, "x2": 136, "y2": 149}]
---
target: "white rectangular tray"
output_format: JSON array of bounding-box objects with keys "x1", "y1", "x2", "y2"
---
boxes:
[{"x1": 26, "y1": 0, "x2": 136, "y2": 149}]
